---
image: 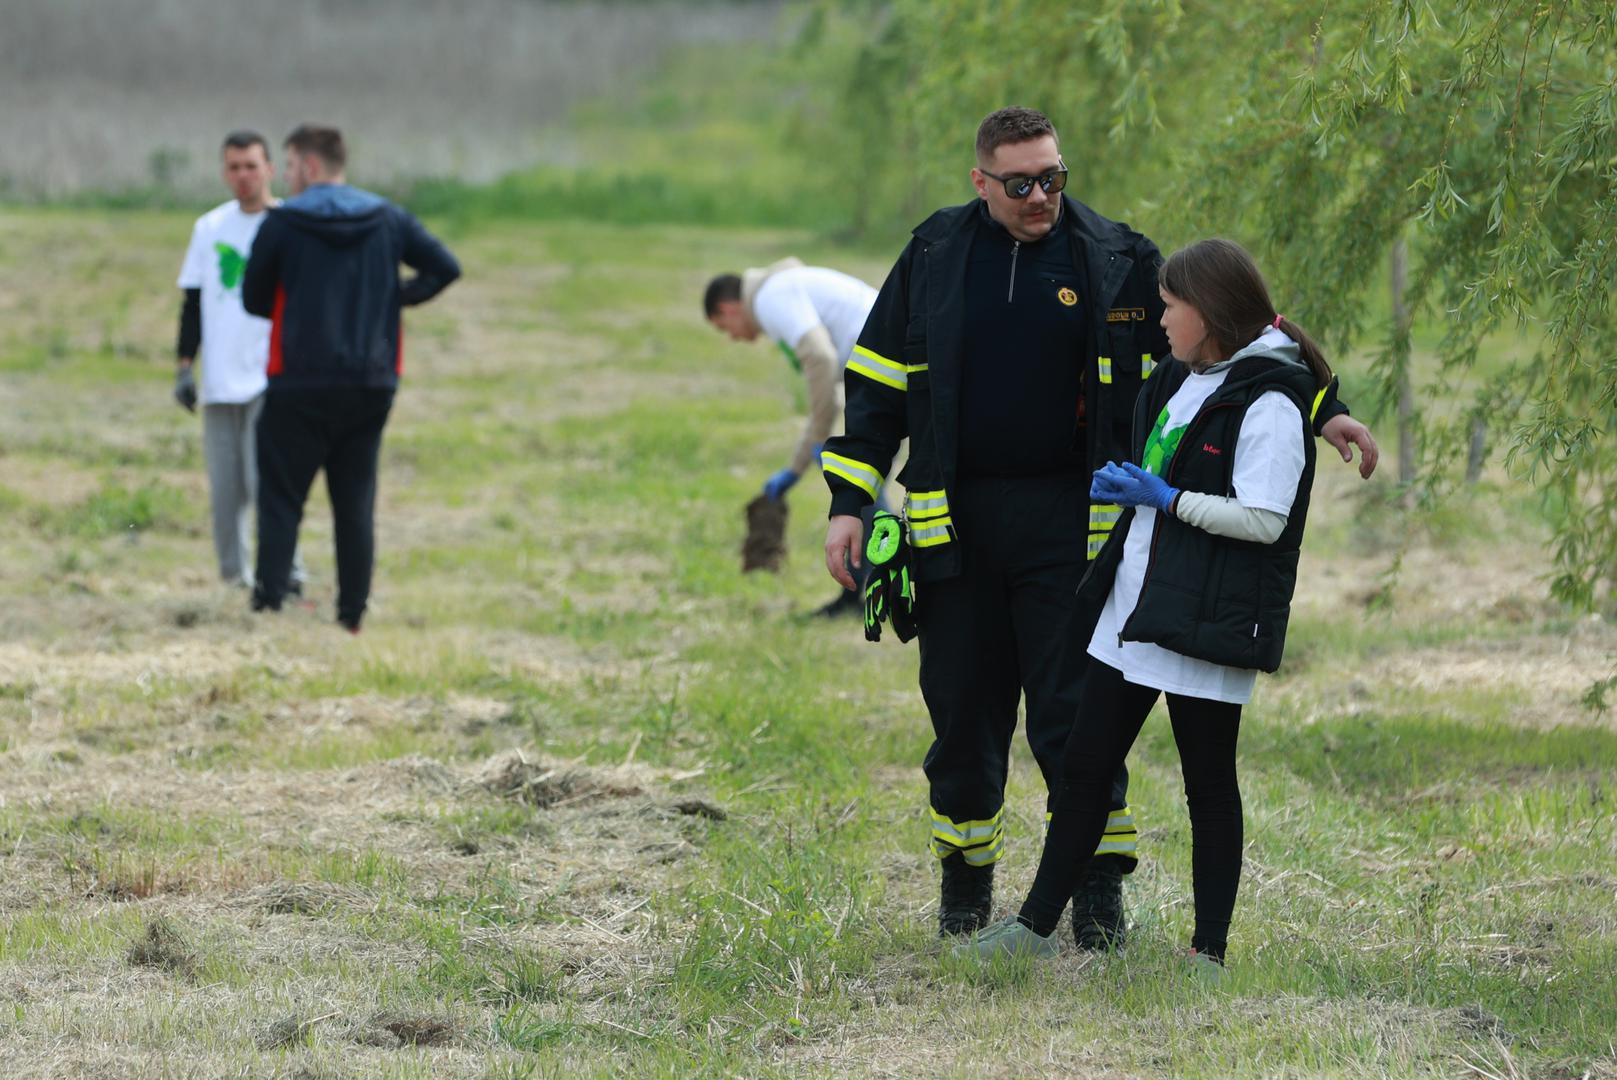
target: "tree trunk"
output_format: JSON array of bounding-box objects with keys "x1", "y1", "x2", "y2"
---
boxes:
[
  {"x1": 1465, "y1": 416, "x2": 1487, "y2": 484},
  {"x1": 1391, "y1": 236, "x2": 1416, "y2": 489}
]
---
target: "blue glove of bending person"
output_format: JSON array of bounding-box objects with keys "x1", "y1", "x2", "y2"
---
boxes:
[
  {"x1": 763, "y1": 468, "x2": 800, "y2": 501},
  {"x1": 1090, "y1": 461, "x2": 1179, "y2": 514}
]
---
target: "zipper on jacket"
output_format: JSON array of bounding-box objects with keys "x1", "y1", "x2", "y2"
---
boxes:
[
  {"x1": 1008, "y1": 241, "x2": 1020, "y2": 302},
  {"x1": 1118, "y1": 401, "x2": 1240, "y2": 646},
  {"x1": 1105, "y1": 365, "x2": 1168, "y2": 645}
]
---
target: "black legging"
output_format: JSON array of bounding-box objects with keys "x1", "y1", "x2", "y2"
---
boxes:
[{"x1": 1018, "y1": 659, "x2": 1244, "y2": 960}]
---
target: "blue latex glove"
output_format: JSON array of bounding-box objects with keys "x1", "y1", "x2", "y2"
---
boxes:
[
  {"x1": 1090, "y1": 461, "x2": 1179, "y2": 513},
  {"x1": 763, "y1": 468, "x2": 800, "y2": 501}
]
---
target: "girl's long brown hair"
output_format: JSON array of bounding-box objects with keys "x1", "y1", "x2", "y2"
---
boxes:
[{"x1": 1160, "y1": 238, "x2": 1333, "y2": 389}]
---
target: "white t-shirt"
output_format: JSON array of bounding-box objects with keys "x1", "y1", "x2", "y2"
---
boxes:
[
  {"x1": 1088, "y1": 358, "x2": 1307, "y2": 705},
  {"x1": 750, "y1": 266, "x2": 878, "y2": 365},
  {"x1": 177, "y1": 200, "x2": 273, "y2": 405}
]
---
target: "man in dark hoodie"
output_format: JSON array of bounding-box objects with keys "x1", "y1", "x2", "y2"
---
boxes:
[{"x1": 242, "y1": 123, "x2": 461, "y2": 632}]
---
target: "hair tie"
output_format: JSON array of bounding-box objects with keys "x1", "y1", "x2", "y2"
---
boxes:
[{"x1": 1271, "y1": 314, "x2": 1284, "y2": 329}]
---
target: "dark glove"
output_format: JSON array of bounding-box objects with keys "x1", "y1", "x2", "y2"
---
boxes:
[
  {"x1": 862, "y1": 510, "x2": 917, "y2": 643},
  {"x1": 1091, "y1": 461, "x2": 1178, "y2": 513},
  {"x1": 174, "y1": 365, "x2": 198, "y2": 413}
]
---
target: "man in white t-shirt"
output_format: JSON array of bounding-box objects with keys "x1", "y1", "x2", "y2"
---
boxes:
[
  {"x1": 174, "y1": 130, "x2": 302, "y2": 590},
  {"x1": 704, "y1": 259, "x2": 887, "y2": 616}
]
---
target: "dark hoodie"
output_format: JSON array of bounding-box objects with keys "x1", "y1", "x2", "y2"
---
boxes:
[{"x1": 242, "y1": 184, "x2": 460, "y2": 390}]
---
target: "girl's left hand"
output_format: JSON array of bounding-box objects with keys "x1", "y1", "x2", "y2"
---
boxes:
[{"x1": 1092, "y1": 461, "x2": 1179, "y2": 513}]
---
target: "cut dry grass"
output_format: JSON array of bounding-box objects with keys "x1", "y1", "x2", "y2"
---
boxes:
[{"x1": 0, "y1": 208, "x2": 1612, "y2": 1078}]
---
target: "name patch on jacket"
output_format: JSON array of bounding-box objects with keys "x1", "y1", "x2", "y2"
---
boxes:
[{"x1": 1106, "y1": 307, "x2": 1147, "y2": 323}]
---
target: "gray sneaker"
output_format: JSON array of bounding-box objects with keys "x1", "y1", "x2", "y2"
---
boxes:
[
  {"x1": 1184, "y1": 949, "x2": 1226, "y2": 984},
  {"x1": 950, "y1": 916, "x2": 1060, "y2": 961}
]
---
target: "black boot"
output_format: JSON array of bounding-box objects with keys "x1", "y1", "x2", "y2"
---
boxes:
[
  {"x1": 938, "y1": 854, "x2": 993, "y2": 937},
  {"x1": 809, "y1": 588, "x2": 862, "y2": 619},
  {"x1": 1070, "y1": 858, "x2": 1127, "y2": 951}
]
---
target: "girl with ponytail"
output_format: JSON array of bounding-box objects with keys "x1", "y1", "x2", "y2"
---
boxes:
[{"x1": 957, "y1": 238, "x2": 1339, "y2": 973}]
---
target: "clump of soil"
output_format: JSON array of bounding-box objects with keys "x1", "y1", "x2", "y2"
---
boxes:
[
  {"x1": 240, "y1": 881, "x2": 362, "y2": 916},
  {"x1": 379, "y1": 1015, "x2": 455, "y2": 1047},
  {"x1": 475, "y1": 749, "x2": 643, "y2": 809},
  {"x1": 671, "y1": 798, "x2": 728, "y2": 820},
  {"x1": 126, "y1": 916, "x2": 196, "y2": 979},
  {"x1": 741, "y1": 494, "x2": 787, "y2": 573}
]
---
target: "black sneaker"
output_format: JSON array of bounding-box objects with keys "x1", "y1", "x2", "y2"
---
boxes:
[
  {"x1": 1070, "y1": 858, "x2": 1127, "y2": 951},
  {"x1": 938, "y1": 855, "x2": 994, "y2": 937}
]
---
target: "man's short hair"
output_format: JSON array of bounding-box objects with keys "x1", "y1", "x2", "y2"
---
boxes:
[
  {"x1": 221, "y1": 130, "x2": 270, "y2": 160},
  {"x1": 703, "y1": 274, "x2": 742, "y2": 318},
  {"x1": 975, "y1": 107, "x2": 1059, "y2": 163},
  {"x1": 284, "y1": 123, "x2": 346, "y2": 171}
]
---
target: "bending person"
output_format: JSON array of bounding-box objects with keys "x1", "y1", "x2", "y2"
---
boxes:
[
  {"x1": 705, "y1": 260, "x2": 889, "y2": 618},
  {"x1": 957, "y1": 238, "x2": 1335, "y2": 971}
]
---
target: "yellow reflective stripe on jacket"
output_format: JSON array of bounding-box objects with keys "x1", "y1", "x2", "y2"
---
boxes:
[
  {"x1": 821, "y1": 451, "x2": 883, "y2": 500},
  {"x1": 906, "y1": 489, "x2": 950, "y2": 521},
  {"x1": 1310, "y1": 384, "x2": 1328, "y2": 423},
  {"x1": 1097, "y1": 355, "x2": 1113, "y2": 385},
  {"x1": 847, "y1": 345, "x2": 907, "y2": 391},
  {"x1": 1141, "y1": 353, "x2": 1156, "y2": 379},
  {"x1": 1090, "y1": 500, "x2": 1120, "y2": 557},
  {"x1": 911, "y1": 517, "x2": 954, "y2": 548},
  {"x1": 1089, "y1": 503, "x2": 1122, "y2": 531}
]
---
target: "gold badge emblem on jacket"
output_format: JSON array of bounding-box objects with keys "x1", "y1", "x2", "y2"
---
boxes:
[{"x1": 1057, "y1": 287, "x2": 1078, "y2": 307}]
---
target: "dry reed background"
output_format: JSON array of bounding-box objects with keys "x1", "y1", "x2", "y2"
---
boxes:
[{"x1": 0, "y1": 0, "x2": 783, "y2": 197}]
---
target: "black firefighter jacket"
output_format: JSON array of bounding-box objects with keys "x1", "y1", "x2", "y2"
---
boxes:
[{"x1": 823, "y1": 195, "x2": 1346, "y2": 585}]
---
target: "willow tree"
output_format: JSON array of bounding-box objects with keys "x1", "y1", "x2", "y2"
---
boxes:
[
  {"x1": 1174, "y1": 1, "x2": 1617, "y2": 610},
  {"x1": 804, "y1": 0, "x2": 1617, "y2": 610},
  {"x1": 793, "y1": 0, "x2": 1193, "y2": 235}
]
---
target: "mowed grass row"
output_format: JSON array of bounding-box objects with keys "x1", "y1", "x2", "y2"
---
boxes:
[{"x1": 0, "y1": 208, "x2": 1613, "y2": 1078}]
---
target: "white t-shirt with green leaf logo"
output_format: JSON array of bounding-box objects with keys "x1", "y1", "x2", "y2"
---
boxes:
[
  {"x1": 1088, "y1": 363, "x2": 1307, "y2": 704},
  {"x1": 177, "y1": 200, "x2": 272, "y2": 405}
]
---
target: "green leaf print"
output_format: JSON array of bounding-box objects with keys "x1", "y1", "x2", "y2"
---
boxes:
[
  {"x1": 1141, "y1": 404, "x2": 1188, "y2": 477},
  {"x1": 214, "y1": 242, "x2": 247, "y2": 290}
]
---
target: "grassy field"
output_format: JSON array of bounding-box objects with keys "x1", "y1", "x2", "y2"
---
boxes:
[{"x1": 0, "y1": 207, "x2": 1614, "y2": 1079}]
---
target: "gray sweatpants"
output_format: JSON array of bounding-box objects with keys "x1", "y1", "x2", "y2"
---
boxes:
[{"x1": 203, "y1": 395, "x2": 301, "y2": 586}]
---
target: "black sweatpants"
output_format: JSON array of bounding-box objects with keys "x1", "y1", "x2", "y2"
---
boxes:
[
  {"x1": 917, "y1": 472, "x2": 1132, "y2": 868},
  {"x1": 254, "y1": 387, "x2": 395, "y2": 627},
  {"x1": 1018, "y1": 659, "x2": 1243, "y2": 959}
]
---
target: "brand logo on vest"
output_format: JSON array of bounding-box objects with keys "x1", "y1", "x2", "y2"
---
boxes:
[
  {"x1": 1202, "y1": 443, "x2": 1223, "y2": 455},
  {"x1": 1057, "y1": 287, "x2": 1078, "y2": 307}
]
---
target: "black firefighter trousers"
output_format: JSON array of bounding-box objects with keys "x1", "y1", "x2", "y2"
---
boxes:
[
  {"x1": 916, "y1": 472, "x2": 1135, "y2": 871},
  {"x1": 254, "y1": 386, "x2": 395, "y2": 628}
]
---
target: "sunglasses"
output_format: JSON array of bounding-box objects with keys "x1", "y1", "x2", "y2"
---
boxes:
[{"x1": 979, "y1": 164, "x2": 1069, "y2": 200}]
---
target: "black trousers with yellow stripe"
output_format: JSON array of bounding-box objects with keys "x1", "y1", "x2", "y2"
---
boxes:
[{"x1": 917, "y1": 472, "x2": 1136, "y2": 870}]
